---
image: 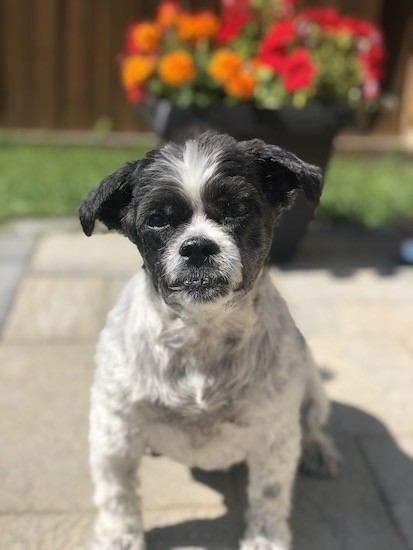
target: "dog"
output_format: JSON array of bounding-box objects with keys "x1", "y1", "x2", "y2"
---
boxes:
[{"x1": 79, "y1": 131, "x2": 340, "y2": 550}]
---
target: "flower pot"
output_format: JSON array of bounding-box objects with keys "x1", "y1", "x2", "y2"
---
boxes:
[{"x1": 139, "y1": 98, "x2": 353, "y2": 262}]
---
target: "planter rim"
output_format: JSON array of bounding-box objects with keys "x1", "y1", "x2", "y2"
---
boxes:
[{"x1": 139, "y1": 97, "x2": 355, "y2": 138}]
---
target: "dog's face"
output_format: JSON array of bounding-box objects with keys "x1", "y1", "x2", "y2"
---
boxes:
[{"x1": 79, "y1": 132, "x2": 321, "y2": 308}]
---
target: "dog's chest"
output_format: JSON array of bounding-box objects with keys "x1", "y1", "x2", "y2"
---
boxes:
[{"x1": 136, "y1": 346, "x2": 257, "y2": 467}]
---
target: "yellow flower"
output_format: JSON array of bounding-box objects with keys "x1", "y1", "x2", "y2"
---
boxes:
[
  {"x1": 158, "y1": 51, "x2": 196, "y2": 87},
  {"x1": 121, "y1": 55, "x2": 156, "y2": 88},
  {"x1": 208, "y1": 50, "x2": 243, "y2": 84}
]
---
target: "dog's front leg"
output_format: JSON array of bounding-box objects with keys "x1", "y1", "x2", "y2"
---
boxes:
[
  {"x1": 241, "y1": 425, "x2": 301, "y2": 550},
  {"x1": 90, "y1": 392, "x2": 145, "y2": 550}
]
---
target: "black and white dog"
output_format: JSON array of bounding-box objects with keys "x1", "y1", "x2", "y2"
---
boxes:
[{"x1": 79, "y1": 132, "x2": 339, "y2": 550}]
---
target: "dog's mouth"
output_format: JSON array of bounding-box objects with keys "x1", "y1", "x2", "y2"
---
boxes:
[{"x1": 169, "y1": 274, "x2": 230, "y2": 302}]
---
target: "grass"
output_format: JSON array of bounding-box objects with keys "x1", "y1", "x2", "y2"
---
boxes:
[
  {"x1": 318, "y1": 154, "x2": 413, "y2": 226},
  {"x1": 1, "y1": 143, "x2": 413, "y2": 226},
  {"x1": 0, "y1": 144, "x2": 148, "y2": 221}
]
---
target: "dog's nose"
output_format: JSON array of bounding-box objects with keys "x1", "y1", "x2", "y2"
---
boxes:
[{"x1": 179, "y1": 237, "x2": 220, "y2": 267}]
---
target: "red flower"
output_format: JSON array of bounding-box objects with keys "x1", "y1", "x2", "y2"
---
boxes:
[
  {"x1": 359, "y1": 43, "x2": 386, "y2": 80},
  {"x1": 216, "y1": 13, "x2": 252, "y2": 44},
  {"x1": 217, "y1": 0, "x2": 253, "y2": 45},
  {"x1": 125, "y1": 85, "x2": 145, "y2": 103},
  {"x1": 258, "y1": 19, "x2": 297, "y2": 73},
  {"x1": 282, "y1": 48, "x2": 317, "y2": 93},
  {"x1": 299, "y1": 7, "x2": 341, "y2": 30},
  {"x1": 340, "y1": 18, "x2": 382, "y2": 43},
  {"x1": 282, "y1": 0, "x2": 296, "y2": 16},
  {"x1": 261, "y1": 19, "x2": 296, "y2": 51},
  {"x1": 259, "y1": 50, "x2": 287, "y2": 73}
]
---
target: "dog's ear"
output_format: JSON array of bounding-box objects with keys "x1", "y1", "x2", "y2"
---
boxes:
[
  {"x1": 241, "y1": 138, "x2": 323, "y2": 210},
  {"x1": 79, "y1": 160, "x2": 141, "y2": 237}
]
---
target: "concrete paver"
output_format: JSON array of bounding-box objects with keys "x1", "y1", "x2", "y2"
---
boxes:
[
  {"x1": 1, "y1": 227, "x2": 412, "y2": 549},
  {"x1": 361, "y1": 434, "x2": 413, "y2": 549},
  {"x1": 31, "y1": 233, "x2": 141, "y2": 275},
  {"x1": 292, "y1": 432, "x2": 406, "y2": 550},
  {"x1": 3, "y1": 276, "x2": 108, "y2": 343},
  {"x1": 0, "y1": 236, "x2": 34, "y2": 330}
]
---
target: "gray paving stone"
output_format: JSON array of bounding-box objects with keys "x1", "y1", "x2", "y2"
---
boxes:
[
  {"x1": 0, "y1": 263, "x2": 25, "y2": 330},
  {"x1": 0, "y1": 236, "x2": 35, "y2": 331},
  {"x1": 361, "y1": 434, "x2": 413, "y2": 549},
  {"x1": 31, "y1": 232, "x2": 141, "y2": 275},
  {"x1": 291, "y1": 433, "x2": 407, "y2": 550},
  {"x1": 0, "y1": 235, "x2": 34, "y2": 262},
  {"x1": 2, "y1": 276, "x2": 107, "y2": 342}
]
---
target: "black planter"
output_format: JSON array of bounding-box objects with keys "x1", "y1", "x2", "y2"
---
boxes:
[{"x1": 139, "y1": 98, "x2": 353, "y2": 262}]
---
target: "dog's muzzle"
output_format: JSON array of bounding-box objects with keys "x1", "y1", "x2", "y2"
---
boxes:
[{"x1": 169, "y1": 237, "x2": 229, "y2": 302}]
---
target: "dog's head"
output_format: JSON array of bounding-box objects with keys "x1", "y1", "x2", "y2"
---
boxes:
[{"x1": 79, "y1": 132, "x2": 321, "y2": 308}]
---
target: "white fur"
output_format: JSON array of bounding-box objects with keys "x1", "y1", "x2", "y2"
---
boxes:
[
  {"x1": 89, "y1": 268, "x2": 337, "y2": 550},
  {"x1": 162, "y1": 212, "x2": 243, "y2": 305},
  {"x1": 147, "y1": 139, "x2": 221, "y2": 205}
]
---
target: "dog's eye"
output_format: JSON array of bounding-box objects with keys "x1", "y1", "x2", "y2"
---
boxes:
[
  {"x1": 147, "y1": 213, "x2": 168, "y2": 228},
  {"x1": 230, "y1": 203, "x2": 249, "y2": 217},
  {"x1": 223, "y1": 202, "x2": 249, "y2": 219}
]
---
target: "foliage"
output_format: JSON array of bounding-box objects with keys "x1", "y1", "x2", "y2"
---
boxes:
[{"x1": 119, "y1": 0, "x2": 386, "y2": 109}]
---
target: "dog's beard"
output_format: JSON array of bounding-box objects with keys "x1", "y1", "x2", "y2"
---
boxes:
[{"x1": 168, "y1": 266, "x2": 231, "y2": 304}]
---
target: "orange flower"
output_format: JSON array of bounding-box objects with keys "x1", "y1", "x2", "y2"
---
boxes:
[
  {"x1": 121, "y1": 55, "x2": 156, "y2": 88},
  {"x1": 177, "y1": 11, "x2": 219, "y2": 42},
  {"x1": 156, "y1": 0, "x2": 181, "y2": 29},
  {"x1": 158, "y1": 51, "x2": 196, "y2": 87},
  {"x1": 128, "y1": 22, "x2": 161, "y2": 54},
  {"x1": 225, "y1": 69, "x2": 257, "y2": 100},
  {"x1": 208, "y1": 50, "x2": 243, "y2": 84}
]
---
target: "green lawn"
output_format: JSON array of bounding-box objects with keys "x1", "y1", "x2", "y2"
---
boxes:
[
  {"x1": 1, "y1": 143, "x2": 413, "y2": 227},
  {"x1": 319, "y1": 154, "x2": 413, "y2": 226},
  {"x1": 0, "y1": 144, "x2": 148, "y2": 221}
]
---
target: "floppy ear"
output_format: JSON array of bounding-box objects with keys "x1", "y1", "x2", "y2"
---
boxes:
[
  {"x1": 242, "y1": 138, "x2": 323, "y2": 209},
  {"x1": 78, "y1": 161, "x2": 140, "y2": 237}
]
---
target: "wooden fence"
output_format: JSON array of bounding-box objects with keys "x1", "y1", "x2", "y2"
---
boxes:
[{"x1": 0, "y1": 0, "x2": 411, "y2": 132}]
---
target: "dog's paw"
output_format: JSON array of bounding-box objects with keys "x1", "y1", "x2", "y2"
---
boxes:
[
  {"x1": 240, "y1": 536, "x2": 289, "y2": 550},
  {"x1": 300, "y1": 433, "x2": 341, "y2": 478},
  {"x1": 92, "y1": 533, "x2": 145, "y2": 550}
]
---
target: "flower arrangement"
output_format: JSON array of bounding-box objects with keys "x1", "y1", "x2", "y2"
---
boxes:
[{"x1": 120, "y1": 0, "x2": 386, "y2": 110}]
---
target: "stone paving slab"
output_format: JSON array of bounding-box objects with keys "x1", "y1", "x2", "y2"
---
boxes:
[
  {"x1": 0, "y1": 235, "x2": 34, "y2": 262},
  {"x1": 0, "y1": 513, "x2": 93, "y2": 550},
  {"x1": 361, "y1": 435, "x2": 413, "y2": 549},
  {"x1": 2, "y1": 276, "x2": 108, "y2": 343},
  {"x1": 0, "y1": 344, "x2": 230, "y2": 516},
  {"x1": 0, "y1": 345, "x2": 94, "y2": 512},
  {"x1": 31, "y1": 233, "x2": 141, "y2": 275},
  {"x1": 291, "y1": 431, "x2": 407, "y2": 550},
  {"x1": 1, "y1": 229, "x2": 413, "y2": 550},
  {"x1": 0, "y1": 264, "x2": 26, "y2": 330},
  {"x1": 0, "y1": 236, "x2": 34, "y2": 331},
  {"x1": 272, "y1": 267, "x2": 413, "y2": 303}
]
